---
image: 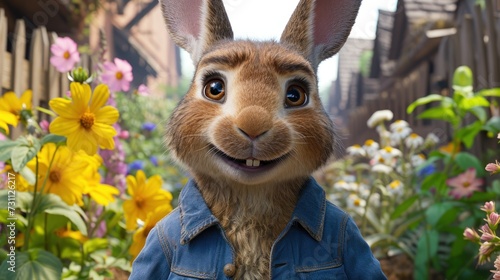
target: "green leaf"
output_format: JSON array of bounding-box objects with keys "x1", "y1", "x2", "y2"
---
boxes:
[
  {"x1": 0, "y1": 140, "x2": 17, "y2": 162},
  {"x1": 417, "y1": 107, "x2": 457, "y2": 124},
  {"x1": 421, "y1": 173, "x2": 447, "y2": 192},
  {"x1": 455, "y1": 152, "x2": 486, "y2": 176},
  {"x1": 425, "y1": 202, "x2": 456, "y2": 227},
  {"x1": 407, "y1": 94, "x2": 444, "y2": 114},
  {"x1": 469, "y1": 106, "x2": 488, "y2": 123},
  {"x1": 18, "y1": 167, "x2": 36, "y2": 185},
  {"x1": 453, "y1": 66, "x2": 473, "y2": 88},
  {"x1": 483, "y1": 117, "x2": 500, "y2": 134},
  {"x1": 36, "y1": 194, "x2": 88, "y2": 235},
  {"x1": 391, "y1": 195, "x2": 419, "y2": 220},
  {"x1": 0, "y1": 249, "x2": 62, "y2": 280},
  {"x1": 83, "y1": 238, "x2": 108, "y2": 256},
  {"x1": 455, "y1": 121, "x2": 483, "y2": 149},
  {"x1": 10, "y1": 136, "x2": 41, "y2": 172},
  {"x1": 458, "y1": 95, "x2": 490, "y2": 110},
  {"x1": 40, "y1": 134, "x2": 66, "y2": 146},
  {"x1": 35, "y1": 106, "x2": 56, "y2": 117},
  {"x1": 478, "y1": 88, "x2": 500, "y2": 97},
  {"x1": 415, "y1": 230, "x2": 439, "y2": 280},
  {"x1": 0, "y1": 190, "x2": 34, "y2": 212}
]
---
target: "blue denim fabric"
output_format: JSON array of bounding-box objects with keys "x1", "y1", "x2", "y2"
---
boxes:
[{"x1": 130, "y1": 178, "x2": 387, "y2": 279}]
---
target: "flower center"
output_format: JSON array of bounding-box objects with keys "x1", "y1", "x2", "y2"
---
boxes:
[
  {"x1": 135, "y1": 199, "x2": 144, "y2": 209},
  {"x1": 80, "y1": 112, "x2": 95, "y2": 129},
  {"x1": 463, "y1": 181, "x2": 471, "y2": 188},
  {"x1": 49, "y1": 170, "x2": 61, "y2": 183},
  {"x1": 63, "y1": 51, "x2": 70, "y2": 59},
  {"x1": 354, "y1": 199, "x2": 362, "y2": 206},
  {"x1": 116, "y1": 71, "x2": 123, "y2": 80}
]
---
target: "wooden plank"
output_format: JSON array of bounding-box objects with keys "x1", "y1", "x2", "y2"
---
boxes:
[
  {"x1": 485, "y1": 0, "x2": 500, "y2": 87},
  {"x1": 47, "y1": 32, "x2": 60, "y2": 102},
  {"x1": 0, "y1": 9, "x2": 7, "y2": 90},
  {"x1": 472, "y1": 4, "x2": 489, "y2": 89},
  {"x1": 30, "y1": 28, "x2": 44, "y2": 109},
  {"x1": 11, "y1": 19, "x2": 26, "y2": 95},
  {"x1": 460, "y1": 15, "x2": 475, "y2": 79}
]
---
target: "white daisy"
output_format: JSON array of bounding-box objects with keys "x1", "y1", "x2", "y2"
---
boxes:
[
  {"x1": 424, "y1": 133, "x2": 440, "y2": 146},
  {"x1": 405, "y1": 133, "x2": 424, "y2": 149},
  {"x1": 371, "y1": 164, "x2": 393, "y2": 174},
  {"x1": 373, "y1": 146, "x2": 402, "y2": 166},
  {"x1": 363, "y1": 139, "x2": 380, "y2": 157},
  {"x1": 367, "y1": 110, "x2": 393, "y2": 128},
  {"x1": 346, "y1": 144, "x2": 366, "y2": 157},
  {"x1": 387, "y1": 180, "x2": 404, "y2": 196},
  {"x1": 347, "y1": 194, "x2": 366, "y2": 209},
  {"x1": 411, "y1": 154, "x2": 426, "y2": 167}
]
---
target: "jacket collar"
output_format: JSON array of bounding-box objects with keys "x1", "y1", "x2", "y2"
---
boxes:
[{"x1": 178, "y1": 178, "x2": 326, "y2": 244}]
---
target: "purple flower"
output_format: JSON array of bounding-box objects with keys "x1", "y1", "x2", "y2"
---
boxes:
[{"x1": 142, "y1": 122, "x2": 156, "y2": 132}]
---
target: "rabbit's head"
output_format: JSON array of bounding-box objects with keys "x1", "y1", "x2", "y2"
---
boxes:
[{"x1": 162, "y1": 0, "x2": 361, "y2": 187}]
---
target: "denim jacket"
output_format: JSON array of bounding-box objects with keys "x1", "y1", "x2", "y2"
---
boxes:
[{"x1": 130, "y1": 178, "x2": 387, "y2": 279}]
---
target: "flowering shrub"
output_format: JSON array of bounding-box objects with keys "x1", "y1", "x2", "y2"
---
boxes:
[
  {"x1": 0, "y1": 37, "x2": 177, "y2": 279},
  {"x1": 319, "y1": 66, "x2": 500, "y2": 279}
]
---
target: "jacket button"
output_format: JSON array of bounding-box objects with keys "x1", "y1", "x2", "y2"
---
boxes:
[{"x1": 223, "y1": 263, "x2": 236, "y2": 277}]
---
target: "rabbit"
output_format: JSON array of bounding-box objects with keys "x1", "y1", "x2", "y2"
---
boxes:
[{"x1": 129, "y1": 0, "x2": 387, "y2": 279}]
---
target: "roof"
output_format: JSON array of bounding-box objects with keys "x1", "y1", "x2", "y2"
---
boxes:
[{"x1": 370, "y1": 10, "x2": 395, "y2": 78}]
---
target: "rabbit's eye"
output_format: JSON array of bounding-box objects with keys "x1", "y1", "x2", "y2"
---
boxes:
[
  {"x1": 285, "y1": 85, "x2": 307, "y2": 108},
  {"x1": 203, "y1": 79, "x2": 225, "y2": 101}
]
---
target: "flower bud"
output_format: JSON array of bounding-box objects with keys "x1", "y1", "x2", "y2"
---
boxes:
[
  {"x1": 489, "y1": 212, "x2": 500, "y2": 227},
  {"x1": 463, "y1": 227, "x2": 480, "y2": 242},
  {"x1": 482, "y1": 201, "x2": 496, "y2": 214},
  {"x1": 486, "y1": 161, "x2": 500, "y2": 175},
  {"x1": 68, "y1": 67, "x2": 93, "y2": 84}
]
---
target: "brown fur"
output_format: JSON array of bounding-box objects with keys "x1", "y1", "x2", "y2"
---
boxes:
[{"x1": 160, "y1": 0, "x2": 361, "y2": 278}]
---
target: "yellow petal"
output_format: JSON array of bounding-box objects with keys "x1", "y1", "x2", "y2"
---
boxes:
[
  {"x1": 0, "y1": 122, "x2": 9, "y2": 134},
  {"x1": 0, "y1": 92, "x2": 20, "y2": 113},
  {"x1": 91, "y1": 122, "x2": 117, "y2": 139},
  {"x1": 20, "y1": 90, "x2": 32, "y2": 110},
  {"x1": 87, "y1": 184, "x2": 119, "y2": 206},
  {"x1": 97, "y1": 134, "x2": 115, "y2": 150},
  {"x1": 70, "y1": 82, "x2": 91, "y2": 115},
  {"x1": 0, "y1": 110, "x2": 18, "y2": 126},
  {"x1": 90, "y1": 84, "x2": 110, "y2": 113},
  {"x1": 126, "y1": 175, "x2": 137, "y2": 196},
  {"x1": 136, "y1": 170, "x2": 146, "y2": 190},
  {"x1": 49, "y1": 98, "x2": 79, "y2": 119},
  {"x1": 67, "y1": 128, "x2": 98, "y2": 155},
  {"x1": 95, "y1": 106, "x2": 119, "y2": 125},
  {"x1": 49, "y1": 117, "x2": 80, "y2": 136}
]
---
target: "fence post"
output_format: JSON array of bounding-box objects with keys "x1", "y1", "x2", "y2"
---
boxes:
[
  {"x1": 12, "y1": 19, "x2": 26, "y2": 95},
  {"x1": 0, "y1": 9, "x2": 7, "y2": 89}
]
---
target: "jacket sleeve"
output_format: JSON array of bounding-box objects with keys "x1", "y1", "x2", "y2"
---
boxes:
[
  {"x1": 343, "y1": 216, "x2": 387, "y2": 280},
  {"x1": 129, "y1": 226, "x2": 171, "y2": 279}
]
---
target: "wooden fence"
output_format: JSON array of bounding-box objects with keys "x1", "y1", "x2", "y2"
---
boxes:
[
  {"x1": 345, "y1": 1, "x2": 500, "y2": 147},
  {"x1": 0, "y1": 8, "x2": 91, "y2": 121}
]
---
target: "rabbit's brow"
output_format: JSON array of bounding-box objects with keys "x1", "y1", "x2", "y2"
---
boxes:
[{"x1": 198, "y1": 51, "x2": 314, "y2": 77}]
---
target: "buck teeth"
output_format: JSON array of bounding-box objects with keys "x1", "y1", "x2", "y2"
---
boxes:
[{"x1": 245, "y1": 159, "x2": 261, "y2": 167}]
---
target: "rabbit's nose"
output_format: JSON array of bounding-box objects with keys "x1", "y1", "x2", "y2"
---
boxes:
[{"x1": 234, "y1": 106, "x2": 273, "y2": 140}]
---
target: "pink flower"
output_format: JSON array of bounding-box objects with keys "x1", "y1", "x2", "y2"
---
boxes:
[
  {"x1": 118, "y1": 130, "x2": 129, "y2": 140},
  {"x1": 479, "y1": 242, "x2": 495, "y2": 264},
  {"x1": 482, "y1": 201, "x2": 496, "y2": 213},
  {"x1": 49, "y1": 37, "x2": 80, "y2": 72},
  {"x1": 493, "y1": 255, "x2": 500, "y2": 279},
  {"x1": 463, "y1": 227, "x2": 480, "y2": 242},
  {"x1": 101, "y1": 58, "x2": 133, "y2": 92},
  {"x1": 488, "y1": 212, "x2": 500, "y2": 227},
  {"x1": 446, "y1": 168, "x2": 483, "y2": 199},
  {"x1": 486, "y1": 161, "x2": 500, "y2": 175},
  {"x1": 136, "y1": 84, "x2": 150, "y2": 96},
  {"x1": 39, "y1": 120, "x2": 49, "y2": 133}
]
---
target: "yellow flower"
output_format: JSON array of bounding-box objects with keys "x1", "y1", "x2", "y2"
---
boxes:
[
  {"x1": 1, "y1": 165, "x2": 31, "y2": 192},
  {"x1": 0, "y1": 110, "x2": 18, "y2": 134},
  {"x1": 77, "y1": 152, "x2": 119, "y2": 206},
  {"x1": 123, "y1": 170, "x2": 173, "y2": 230},
  {"x1": 56, "y1": 224, "x2": 88, "y2": 243},
  {"x1": 129, "y1": 206, "x2": 171, "y2": 261},
  {"x1": 49, "y1": 83, "x2": 119, "y2": 155},
  {"x1": 0, "y1": 90, "x2": 32, "y2": 117},
  {"x1": 27, "y1": 143, "x2": 89, "y2": 206}
]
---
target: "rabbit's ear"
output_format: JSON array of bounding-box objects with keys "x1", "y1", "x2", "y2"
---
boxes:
[
  {"x1": 160, "y1": 0, "x2": 233, "y2": 63},
  {"x1": 280, "y1": 0, "x2": 362, "y2": 70}
]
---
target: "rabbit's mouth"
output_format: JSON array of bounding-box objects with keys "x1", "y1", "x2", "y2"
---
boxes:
[{"x1": 210, "y1": 145, "x2": 287, "y2": 173}]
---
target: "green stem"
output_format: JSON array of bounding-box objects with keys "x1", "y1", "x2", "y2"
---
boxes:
[
  {"x1": 44, "y1": 213, "x2": 49, "y2": 251},
  {"x1": 23, "y1": 156, "x2": 39, "y2": 250},
  {"x1": 89, "y1": 206, "x2": 107, "y2": 238}
]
